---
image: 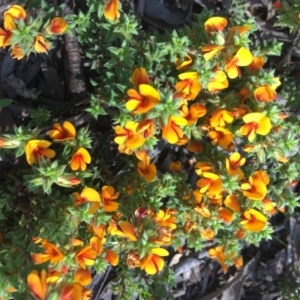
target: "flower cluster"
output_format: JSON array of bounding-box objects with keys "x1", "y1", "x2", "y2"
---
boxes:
[
  {"x1": 109, "y1": 15, "x2": 291, "y2": 276},
  {"x1": 0, "y1": 7, "x2": 299, "y2": 300},
  {"x1": 0, "y1": 5, "x2": 67, "y2": 59}
]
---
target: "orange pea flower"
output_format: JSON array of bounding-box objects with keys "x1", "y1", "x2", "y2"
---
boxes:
[
  {"x1": 175, "y1": 72, "x2": 201, "y2": 100},
  {"x1": 197, "y1": 172, "x2": 222, "y2": 195},
  {"x1": 114, "y1": 121, "x2": 146, "y2": 150},
  {"x1": 104, "y1": 249, "x2": 119, "y2": 266},
  {"x1": 60, "y1": 283, "x2": 83, "y2": 300},
  {"x1": 208, "y1": 192, "x2": 223, "y2": 204},
  {"x1": 0, "y1": 5, "x2": 26, "y2": 47},
  {"x1": 248, "y1": 56, "x2": 265, "y2": 71},
  {"x1": 73, "y1": 187, "x2": 100, "y2": 206},
  {"x1": 241, "y1": 208, "x2": 267, "y2": 232},
  {"x1": 131, "y1": 67, "x2": 150, "y2": 88},
  {"x1": 104, "y1": 0, "x2": 120, "y2": 20},
  {"x1": 70, "y1": 147, "x2": 91, "y2": 171},
  {"x1": 207, "y1": 70, "x2": 228, "y2": 93},
  {"x1": 108, "y1": 220, "x2": 137, "y2": 241},
  {"x1": 241, "y1": 176, "x2": 267, "y2": 200},
  {"x1": 195, "y1": 162, "x2": 212, "y2": 175},
  {"x1": 200, "y1": 228, "x2": 215, "y2": 240},
  {"x1": 225, "y1": 47, "x2": 253, "y2": 79},
  {"x1": 137, "y1": 119, "x2": 155, "y2": 138},
  {"x1": 187, "y1": 140, "x2": 204, "y2": 153},
  {"x1": 219, "y1": 208, "x2": 234, "y2": 223},
  {"x1": 126, "y1": 84, "x2": 160, "y2": 114},
  {"x1": 194, "y1": 190, "x2": 204, "y2": 203},
  {"x1": 202, "y1": 45, "x2": 225, "y2": 61},
  {"x1": 141, "y1": 248, "x2": 169, "y2": 275},
  {"x1": 208, "y1": 246, "x2": 235, "y2": 272},
  {"x1": 45, "y1": 17, "x2": 67, "y2": 35},
  {"x1": 253, "y1": 170, "x2": 270, "y2": 185},
  {"x1": 27, "y1": 270, "x2": 48, "y2": 300},
  {"x1": 152, "y1": 209, "x2": 177, "y2": 229},
  {"x1": 74, "y1": 268, "x2": 91, "y2": 286},
  {"x1": 47, "y1": 270, "x2": 61, "y2": 283},
  {"x1": 262, "y1": 198, "x2": 277, "y2": 214},
  {"x1": 93, "y1": 223, "x2": 107, "y2": 239},
  {"x1": 239, "y1": 113, "x2": 272, "y2": 142},
  {"x1": 224, "y1": 194, "x2": 240, "y2": 213},
  {"x1": 90, "y1": 225, "x2": 106, "y2": 254},
  {"x1": 90, "y1": 236, "x2": 105, "y2": 255},
  {"x1": 35, "y1": 35, "x2": 51, "y2": 53},
  {"x1": 162, "y1": 116, "x2": 187, "y2": 144},
  {"x1": 204, "y1": 17, "x2": 228, "y2": 33},
  {"x1": 101, "y1": 185, "x2": 119, "y2": 212},
  {"x1": 88, "y1": 186, "x2": 119, "y2": 213},
  {"x1": 32, "y1": 242, "x2": 64, "y2": 264},
  {"x1": 179, "y1": 103, "x2": 207, "y2": 125},
  {"x1": 209, "y1": 109, "x2": 234, "y2": 128},
  {"x1": 4, "y1": 5, "x2": 26, "y2": 23},
  {"x1": 11, "y1": 45, "x2": 24, "y2": 60},
  {"x1": 175, "y1": 55, "x2": 193, "y2": 70},
  {"x1": 208, "y1": 127, "x2": 233, "y2": 149},
  {"x1": 254, "y1": 77, "x2": 281, "y2": 102},
  {"x1": 0, "y1": 25, "x2": 13, "y2": 47},
  {"x1": 49, "y1": 121, "x2": 76, "y2": 141},
  {"x1": 25, "y1": 140, "x2": 55, "y2": 165},
  {"x1": 75, "y1": 246, "x2": 97, "y2": 269},
  {"x1": 234, "y1": 256, "x2": 243, "y2": 269},
  {"x1": 225, "y1": 152, "x2": 246, "y2": 180},
  {"x1": 137, "y1": 160, "x2": 157, "y2": 182},
  {"x1": 135, "y1": 150, "x2": 157, "y2": 182}
]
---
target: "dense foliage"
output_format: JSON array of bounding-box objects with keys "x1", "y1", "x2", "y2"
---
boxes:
[{"x1": 0, "y1": 0, "x2": 300, "y2": 299}]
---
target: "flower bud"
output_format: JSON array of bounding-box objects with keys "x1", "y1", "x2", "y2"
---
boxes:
[
  {"x1": 44, "y1": 17, "x2": 67, "y2": 35},
  {"x1": 56, "y1": 174, "x2": 81, "y2": 187},
  {"x1": 0, "y1": 137, "x2": 21, "y2": 149}
]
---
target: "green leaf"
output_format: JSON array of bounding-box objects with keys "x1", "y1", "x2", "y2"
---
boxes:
[{"x1": 0, "y1": 99, "x2": 13, "y2": 108}]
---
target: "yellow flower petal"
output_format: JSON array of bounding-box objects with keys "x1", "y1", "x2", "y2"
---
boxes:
[
  {"x1": 151, "y1": 248, "x2": 169, "y2": 256},
  {"x1": 235, "y1": 47, "x2": 253, "y2": 66},
  {"x1": 81, "y1": 187, "x2": 100, "y2": 202}
]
